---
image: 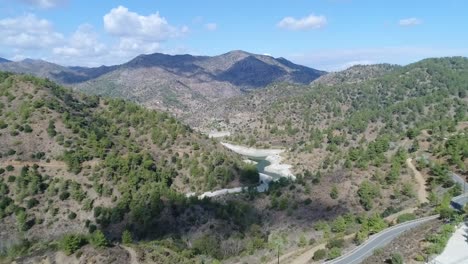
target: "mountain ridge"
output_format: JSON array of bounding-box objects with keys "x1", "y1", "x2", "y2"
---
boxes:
[{"x1": 0, "y1": 50, "x2": 325, "y2": 114}]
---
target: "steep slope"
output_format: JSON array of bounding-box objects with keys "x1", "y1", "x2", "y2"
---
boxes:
[
  {"x1": 0, "y1": 73, "x2": 259, "y2": 250},
  {"x1": 196, "y1": 56, "x2": 468, "y2": 211},
  {"x1": 2, "y1": 59, "x2": 467, "y2": 264},
  {"x1": 0, "y1": 58, "x2": 10, "y2": 63},
  {"x1": 0, "y1": 51, "x2": 325, "y2": 115}
]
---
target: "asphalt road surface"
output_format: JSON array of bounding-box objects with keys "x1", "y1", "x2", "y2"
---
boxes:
[
  {"x1": 325, "y1": 215, "x2": 440, "y2": 264},
  {"x1": 326, "y1": 171, "x2": 468, "y2": 264}
]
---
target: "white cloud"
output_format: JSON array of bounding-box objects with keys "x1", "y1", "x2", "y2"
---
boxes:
[
  {"x1": 19, "y1": 0, "x2": 67, "y2": 9},
  {"x1": 399, "y1": 18, "x2": 422, "y2": 27},
  {"x1": 277, "y1": 14, "x2": 327, "y2": 30},
  {"x1": 0, "y1": 14, "x2": 63, "y2": 49},
  {"x1": 53, "y1": 24, "x2": 106, "y2": 58},
  {"x1": 103, "y1": 6, "x2": 188, "y2": 42},
  {"x1": 204, "y1": 23, "x2": 218, "y2": 31}
]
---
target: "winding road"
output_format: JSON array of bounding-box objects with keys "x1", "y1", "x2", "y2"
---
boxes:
[
  {"x1": 323, "y1": 170, "x2": 468, "y2": 264},
  {"x1": 325, "y1": 215, "x2": 439, "y2": 264}
]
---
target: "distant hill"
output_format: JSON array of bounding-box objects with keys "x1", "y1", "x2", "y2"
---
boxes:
[
  {"x1": 0, "y1": 57, "x2": 10, "y2": 63},
  {"x1": 0, "y1": 51, "x2": 325, "y2": 114}
]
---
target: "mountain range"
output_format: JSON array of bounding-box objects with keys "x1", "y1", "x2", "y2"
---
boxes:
[{"x1": 0, "y1": 51, "x2": 325, "y2": 114}]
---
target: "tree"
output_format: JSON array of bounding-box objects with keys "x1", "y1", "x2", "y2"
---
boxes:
[
  {"x1": 357, "y1": 180, "x2": 380, "y2": 210},
  {"x1": 89, "y1": 230, "x2": 108, "y2": 248},
  {"x1": 122, "y1": 230, "x2": 133, "y2": 244},
  {"x1": 354, "y1": 230, "x2": 368, "y2": 245},
  {"x1": 16, "y1": 210, "x2": 28, "y2": 232},
  {"x1": 331, "y1": 216, "x2": 347, "y2": 233},
  {"x1": 60, "y1": 234, "x2": 86, "y2": 255}
]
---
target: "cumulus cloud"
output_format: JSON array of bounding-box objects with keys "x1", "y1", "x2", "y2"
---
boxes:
[
  {"x1": 53, "y1": 24, "x2": 106, "y2": 58},
  {"x1": 399, "y1": 18, "x2": 422, "y2": 27},
  {"x1": 104, "y1": 6, "x2": 188, "y2": 42},
  {"x1": 0, "y1": 14, "x2": 63, "y2": 49},
  {"x1": 19, "y1": 0, "x2": 67, "y2": 9},
  {"x1": 277, "y1": 14, "x2": 327, "y2": 30},
  {"x1": 204, "y1": 23, "x2": 218, "y2": 31}
]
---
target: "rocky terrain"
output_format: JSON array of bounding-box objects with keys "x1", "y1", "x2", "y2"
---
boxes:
[{"x1": 0, "y1": 51, "x2": 325, "y2": 115}]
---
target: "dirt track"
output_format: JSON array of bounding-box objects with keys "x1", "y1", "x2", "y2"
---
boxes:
[{"x1": 406, "y1": 158, "x2": 429, "y2": 204}]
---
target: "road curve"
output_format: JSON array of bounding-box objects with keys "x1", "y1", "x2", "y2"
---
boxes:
[{"x1": 325, "y1": 215, "x2": 439, "y2": 264}]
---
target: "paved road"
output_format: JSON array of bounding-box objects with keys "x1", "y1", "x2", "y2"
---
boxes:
[
  {"x1": 325, "y1": 215, "x2": 440, "y2": 264},
  {"x1": 325, "y1": 171, "x2": 468, "y2": 264}
]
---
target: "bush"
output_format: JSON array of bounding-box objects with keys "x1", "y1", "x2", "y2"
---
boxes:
[
  {"x1": 397, "y1": 213, "x2": 416, "y2": 223},
  {"x1": 8, "y1": 175, "x2": 16, "y2": 182},
  {"x1": 68, "y1": 212, "x2": 77, "y2": 220},
  {"x1": 23, "y1": 124, "x2": 33, "y2": 133},
  {"x1": 391, "y1": 252, "x2": 404, "y2": 264},
  {"x1": 89, "y1": 230, "x2": 108, "y2": 248},
  {"x1": 313, "y1": 249, "x2": 327, "y2": 260},
  {"x1": 59, "y1": 234, "x2": 86, "y2": 255},
  {"x1": 327, "y1": 238, "x2": 345, "y2": 249},
  {"x1": 26, "y1": 198, "x2": 39, "y2": 209},
  {"x1": 192, "y1": 235, "x2": 220, "y2": 258},
  {"x1": 59, "y1": 192, "x2": 70, "y2": 201},
  {"x1": 328, "y1": 247, "x2": 341, "y2": 259},
  {"x1": 6, "y1": 165, "x2": 14, "y2": 171},
  {"x1": 0, "y1": 168, "x2": 4, "y2": 175},
  {"x1": 414, "y1": 254, "x2": 425, "y2": 261}
]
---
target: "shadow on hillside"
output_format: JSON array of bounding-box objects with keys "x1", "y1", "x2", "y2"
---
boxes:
[{"x1": 100, "y1": 184, "x2": 348, "y2": 244}]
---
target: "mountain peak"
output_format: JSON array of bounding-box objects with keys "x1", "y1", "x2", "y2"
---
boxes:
[
  {"x1": 223, "y1": 50, "x2": 252, "y2": 56},
  {"x1": 0, "y1": 57, "x2": 10, "y2": 63}
]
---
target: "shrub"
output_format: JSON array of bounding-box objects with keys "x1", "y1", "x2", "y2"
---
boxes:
[
  {"x1": 6, "y1": 165, "x2": 14, "y2": 171},
  {"x1": 313, "y1": 249, "x2": 327, "y2": 260},
  {"x1": 397, "y1": 213, "x2": 416, "y2": 223},
  {"x1": 327, "y1": 238, "x2": 345, "y2": 249},
  {"x1": 414, "y1": 254, "x2": 425, "y2": 261},
  {"x1": 59, "y1": 192, "x2": 70, "y2": 201},
  {"x1": 68, "y1": 212, "x2": 77, "y2": 220},
  {"x1": 391, "y1": 252, "x2": 404, "y2": 264},
  {"x1": 328, "y1": 247, "x2": 341, "y2": 259},
  {"x1": 23, "y1": 124, "x2": 33, "y2": 133},
  {"x1": 59, "y1": 234, "x2": 86, "y2": 255},
  {"x1": 26, "y1": 198, "x2": 39, "y2": 209},
  {"x1": 89, "y1": 230, "x2": 108, "y2": 248}
]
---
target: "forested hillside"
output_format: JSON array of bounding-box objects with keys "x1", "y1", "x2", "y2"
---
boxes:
[
  {"x1": 1, "y1": 58, "x2": 467, "y2": 264},
  {"x1": 0, "y1": 73, "x2": 261, "y2": 261},
  {"x1": 204, "y1": 57, "x2": 467, "y2": 172}
]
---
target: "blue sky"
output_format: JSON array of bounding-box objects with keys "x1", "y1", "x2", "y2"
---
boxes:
[{"x1": 0, "y1": 0, "x2": 467, "y2": 70}]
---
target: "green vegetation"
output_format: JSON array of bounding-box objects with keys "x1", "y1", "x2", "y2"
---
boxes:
[
  {"x1": 313, "y1": 249, "x2": 327, "y2": 260},
  {"x1": 357, "y1": 181, "x2": 380, "y2": 210},
  {"x1": 59, "y1": 234, "x2": 86, "y2": 255},
  {"x1": 397, "y1": 213, "x2": 416, "y2": 223},
  {"x1": 425, "y1": 224, "x2": 456, "y2": 255},
  {"x1": 390, "y1": 252, "x2": 404, "y2": 264}
]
